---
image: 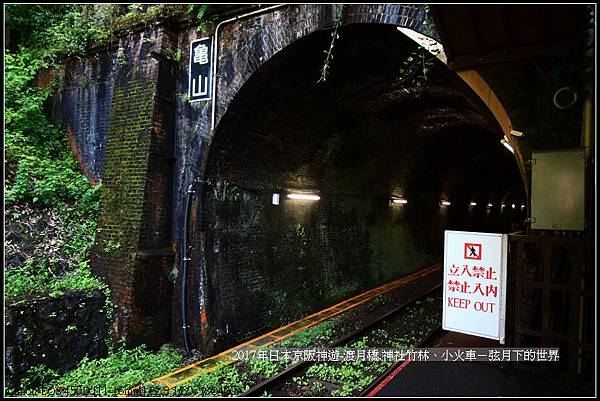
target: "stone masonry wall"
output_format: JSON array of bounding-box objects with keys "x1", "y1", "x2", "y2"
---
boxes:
[
  {"x1": 91, "y1": 29, "x2": 177, "y2": 349},
  {"x1": 54, "y1": 4, "x2": 441, "y2": 353},
  {"x1": 5, "y1": 290, "x2": 109, "y2": 390},
  {"x1": 52, "y1": 49, "x2": 117, "y2": 181},
  {"x1": 173, "y1": 4, "x2": 439, "y2": 354}
]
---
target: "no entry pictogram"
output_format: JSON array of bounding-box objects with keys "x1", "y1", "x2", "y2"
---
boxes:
[
  {"x1": 443, "y1": 231, "x2": 508, "y2": 343},
  {"x1": 464, "y1": 243, "x2": 482, "y2": 260}
]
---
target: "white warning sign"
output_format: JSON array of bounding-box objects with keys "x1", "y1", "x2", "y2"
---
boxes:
[{"x1": 442, "y1": 230, "x2": 508, "y2": 343}]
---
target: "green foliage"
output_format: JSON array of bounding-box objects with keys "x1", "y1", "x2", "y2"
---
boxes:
[
  {"x1": 246, "y1": 358, "x2": 280, "y2": 378},
  {"x1": 6, "y1": 365, "x2": 60, "y2": 395},
  {"x1": 292, "y1": 375, "x2": 309, "y2": 386},
  {"x1": 4, "y1": 197, "x2": 102, "y2": 300},
  {"x1": 116, "y1": 46, "x2": 128, "y2": 66},
  {"x1": 127, "y1": 4, "x2": 144, "y2": 14},
  {"x1": 4, "y1": 7, "x2": 103, "y2": 302},
  {"x1": 103, "y1": 239, "x2": 122, "y2": 254},
  {"x1": 168, "y1": 263, "x2": 179, "y2": 283},
  {"x1": 305, "y1": 362, "x2": 374, "y2": 397},
  {"x1": 5, "y1": 5, "x2": 110, "y2": 67},
  {"x1": 5, "y1": 4, "x2": 216, "y2": 69},
  {"x1": 5, "y1": 261, "x2": 105, "y2": 301},
  {"x1": 420, "y1": 4, "x2": 436, "y2": 39},
  {"x1": 4, "y1": 50, "x2": 63, "y2": 171},
  {"x1": 113, "y1": 4, "x2": 191, "y2": 34},
  {"x1": 290, "y1": 333, "x2": 394, "y2": 396},
  {"x1": 188, "y1": 4, "x2": 215, "y2": 32},
  {"x1": 184, "y1": 363, "x2": 251, "y2": 396},
  {"x1": 55, "y1": 345, "x2": 182, "y2": 392},
  {"x1": 397, "y1": 47, "x2": 437, "y2": 87},
  {"x1": 210, "y1": 180, "x2": 243, "y2": 202},
  {"x1": 318, "y1": 4, "x2": 344, "y2": 83},
  {"x1": 4, "y1": 4, "x2": 219, "y2": 396},
  {"x1": 396, "y1": 5, "x2": 441, "y2": 86},
  {"x1": 164, "y1": 48, "x2": 183, "y2": 63},
  {"x1": 178, "y1": 92, "x2": 192, "y2": 104},
  {"x1": 279, "y1": 316, "x2": 343, "y2": 348},
  {"x1": 7, "y1": 156, "x2": 100, "y2": 208},
  {"x1": 9, "y1": 345, "x2": 183, "y2": 396},
  {"x1": 312, "y1": 381, "x2": 325, "y2": 393}
]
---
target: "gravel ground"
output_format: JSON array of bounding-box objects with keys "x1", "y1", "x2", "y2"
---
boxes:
[
  {"x1": 269, "y1": 290, "x2": 443, "y2": 397},
  {"x1": 153, "y1": 266, "x2": 442, "y2": 397}
]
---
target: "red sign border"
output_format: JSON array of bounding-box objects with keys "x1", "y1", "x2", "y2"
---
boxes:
[{"x1": 464, "y1": 243, "x2": 482, "y2": 260}]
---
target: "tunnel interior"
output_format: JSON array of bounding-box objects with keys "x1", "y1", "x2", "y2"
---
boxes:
[{"x1": 196, "y1": 24, "x2": 525, "y2": 351}]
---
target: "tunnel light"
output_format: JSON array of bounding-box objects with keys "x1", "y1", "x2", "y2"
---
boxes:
[
  {"x1": 287, "y1": 193, "x2": 320, "y2": 201},
  {"x1": 391, "y1": 198, "x2": 408, "y2": 205},
  {"x1": 501, "y1": 138, "x2": 515, "y2": 154},
  {"x1": 469, "y1": 202, "x2": 477, "y2": 207},
  {"x1": 441, "y1": 200, "x2": 451, "y2": 206},
  {"x1": 272, "y1": 193, "x2": 280, "y2": 205}
]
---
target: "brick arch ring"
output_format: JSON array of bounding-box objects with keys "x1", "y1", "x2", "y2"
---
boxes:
[
  {"x1": 202, "y1": 4, "x2": 526, "y2": 186},
  {"x1": 209, "y1": 4, "x2": 512, "y2": 137}
]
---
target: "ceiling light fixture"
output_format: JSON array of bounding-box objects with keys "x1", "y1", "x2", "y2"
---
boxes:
[
  {"x1": 287, "y1": 193, "x2": 320, "y2": 201},
  {"x1": 391, "y1": 198, "x2": 408, "y2": 204},
  {"x1": 501, "y1": 138, "x2": 515, "y2": 154},
  {"x1": 510, "y1": 129, "x2": 524, "y2": 137}
]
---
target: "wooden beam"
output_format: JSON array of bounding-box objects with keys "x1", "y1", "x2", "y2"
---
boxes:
[{"x1": 429, "y1": 5, "x2": 454, "y2": 61}]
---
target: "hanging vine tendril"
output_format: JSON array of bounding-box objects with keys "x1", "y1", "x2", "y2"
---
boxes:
[
  {"x1": 318, "y1": 4, "x2": 344, "y2": 83},
  {"x1": 396, "y1": 4, "x2": 441, "y2": 87}
]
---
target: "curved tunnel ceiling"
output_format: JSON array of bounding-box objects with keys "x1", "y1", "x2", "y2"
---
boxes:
[{"x1": 207, "y1": 23, "x2": 524, "y2": 211}]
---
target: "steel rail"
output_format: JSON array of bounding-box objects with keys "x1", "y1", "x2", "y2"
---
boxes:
[
  {"x1": 239, "y1": 282, "x2": 443, "y2": 397},
  {"x1": 357, "y1": 324, "x2": 443, "y2": 397}
]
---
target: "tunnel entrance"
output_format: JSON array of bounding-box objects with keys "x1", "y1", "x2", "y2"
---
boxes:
[{"x1": 198, "y1": 23, "x2": 525, "y2": 352}]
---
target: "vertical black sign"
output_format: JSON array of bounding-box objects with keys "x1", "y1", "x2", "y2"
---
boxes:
[{"x1": 189, "y1": 37, "x2": 212, "y2": 102}]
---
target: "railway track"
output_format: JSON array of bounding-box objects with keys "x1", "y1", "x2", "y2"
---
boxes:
[
  {"x1": 135, "y1": 263, "x2": 441, "y2": 395},
  {"x1": 358, "y1": 324, "x2": 442, "y2": 397},
  {"x1": 239, "y1": 283, "x2": 443, "y2": 397}
]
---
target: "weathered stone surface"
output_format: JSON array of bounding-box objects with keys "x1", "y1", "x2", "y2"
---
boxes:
[
  {"x1": 88, "y1": 29, "x2": 176, "y2": 349},
  {"x1": 4, "y1": 290, "x2": 108, "y2": 389},
  {"x1": 170, "y1": 4, "x2": 451, "y2": 354},
  {"x1": 50, "y1": 4, "x2": 527, "y2": 357}
]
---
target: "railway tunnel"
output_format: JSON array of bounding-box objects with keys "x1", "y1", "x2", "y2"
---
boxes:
[
  {"x1": 5, "y1": 3, "x2": 592, "y2": 396},
  {"x1": 187, "y1": 23, "x2": 526, "y2": 355}
]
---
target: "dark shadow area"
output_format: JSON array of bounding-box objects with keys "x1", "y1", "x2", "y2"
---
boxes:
[{"x1": 196, "y1": 24, "x2": 525, "y2": 352}]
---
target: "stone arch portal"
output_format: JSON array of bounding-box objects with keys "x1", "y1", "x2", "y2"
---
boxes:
[{"x1": 181, "y1": 5, "x2": 526, "y2": 355}]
